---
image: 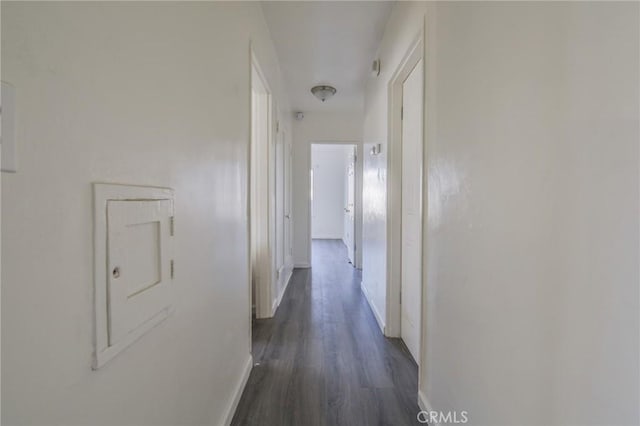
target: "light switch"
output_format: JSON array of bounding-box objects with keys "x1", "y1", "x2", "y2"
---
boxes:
[
  {"x1": 1, "y1": 81, "x2": 17, "y2": 173},
  {"x1": 93, "y1": 184, "x2": 174, "y2": 369}
]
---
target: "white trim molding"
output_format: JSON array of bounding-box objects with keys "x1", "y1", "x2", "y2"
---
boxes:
[
  {"x1": 250, "y1": 46, "x2": 276, "y2": 320},
  {"x1": 275, "y1": 266, "x2": 294, "y2": 309},
  {"x1": 220, "y1": 354, "x2": 253, "y2": 426},
  {"x1": 385, "y1": 30, "x2": 425, "y2": 339},
  {"x1": 361, "y1": 281, "x2": 385, "y2": 334},
  {"x1": 418, "y1": 390, "x2": 440, "y2": 426}
]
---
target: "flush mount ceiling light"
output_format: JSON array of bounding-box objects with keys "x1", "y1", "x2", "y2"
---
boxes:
[{"x1": 311, "y1": 85, "x2": 337, "y2": 102}]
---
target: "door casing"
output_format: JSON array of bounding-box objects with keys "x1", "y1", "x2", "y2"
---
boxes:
[
  {"x1": 385, "y1": 29, "x2": 426, "y2": 376},
  {"x1": 400, "y1": 57, "x2": 424, "y2": 362},
  {"x1": 250, "y1": 49, "x2": 275, "y2": 321}
]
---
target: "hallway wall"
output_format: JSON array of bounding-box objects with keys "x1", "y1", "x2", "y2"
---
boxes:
[
  {"x1": 363, "y1": 2, "x2": 639, "y2": 425},
  {"x1": 292, "y1": 111, "x2": 363, "y2": 267},
  {"x1": 1, "y1": 2, "x2": 290, "y2": 425}
]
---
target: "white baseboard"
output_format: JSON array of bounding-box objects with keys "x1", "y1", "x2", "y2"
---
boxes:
[
  {"x1": 277, "y1": 267, "x2": 293, "y2": 307},
  {"x1": 417, "y1": 390, "x2": 440, "y2": 426},
  {"x1": 272, "y1": 265, "x2": 293, "y2": 315},
  {"x1": 220, "y1": 354, "x2": 253, "y2": 426},
  {"x1": 342, "y1": 238, "x2": 348, "y2": 247},
  {"x1": 294, "y1": 262, "x2": 311, "y2": 268},
  {"x1": 360, "y1": 281, "x2": 385, "y2": 334}
]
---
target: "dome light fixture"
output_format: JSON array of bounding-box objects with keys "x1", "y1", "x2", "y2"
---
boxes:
[{"x1": 311, "y1": 85, "x2": 337, "y2": 102}]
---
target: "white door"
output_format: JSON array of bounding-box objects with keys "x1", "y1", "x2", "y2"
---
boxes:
[
  {"x1": 285, "y1": 138, "x2": 293, "y2": 261},
  {"x1": 344, "y1": 147, "x2": 356, "y2": 265},
  {"x1": 275, "y1": 129, "x2": 285, "y2": 276},
  {"x1": 108, "y1": 199, "x2": 173, "y2": 346},
  {"x1": 400, "y1": 59, "x2": 423, "y2": 362}
]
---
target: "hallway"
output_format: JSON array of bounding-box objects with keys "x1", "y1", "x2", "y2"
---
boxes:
[
  {"x1": 2, "y1": 2, "x2": 638, "y2": 425},
  {"x1": 232, "y1": 240, "x2": 420, "y2": 426}
]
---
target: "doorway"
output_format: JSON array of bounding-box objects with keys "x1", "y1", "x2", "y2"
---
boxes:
[
  {"x1": 310, "y1": 143, "x2": 357, "y2": 266},
  {"x1": 344, "y1": 147, "x2": 356, "y2": 265},
  {"x1": 386, "y1": 34, "x2": 425, "y2": 367},
  {"x1": 250, "y1": 56, "x2": 274, "y2": 321},
  {"x1": 400, "y1": 57, "x2": 423, "y2": 362}
]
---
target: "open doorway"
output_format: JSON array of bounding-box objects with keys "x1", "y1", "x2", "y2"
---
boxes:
[
  {"x1": 310, "y1": 143, "x2": 357, "y2": 266},
  {"x1": 250, "y1": 56, "x2": 273, "y2": 322},
  {"x1": 248, "y1": 53, "x2": 294, "y2": 363}
]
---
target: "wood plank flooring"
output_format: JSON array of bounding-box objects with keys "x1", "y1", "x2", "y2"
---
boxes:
[{"x1": 231, "y1": 239, "x2": 421, "y2": 426}]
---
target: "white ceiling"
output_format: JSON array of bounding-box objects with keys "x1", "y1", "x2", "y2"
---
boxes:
[{"x1": 261, "y1": 1, "x2": 393, "y2": 113}]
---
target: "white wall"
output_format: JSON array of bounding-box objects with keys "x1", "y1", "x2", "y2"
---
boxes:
[
  {"x1": 292, "y1": 111, "x2": 363, "y2": 267},
  {"x1": 1, "y1": 3, "x2": 290, "y2": 425},
  {"x1": 311, "y1": 144, "x2": 349, "y2": 239},
  {"x1": 364, "y1": 2, "x2": 639, "y2": 425}
]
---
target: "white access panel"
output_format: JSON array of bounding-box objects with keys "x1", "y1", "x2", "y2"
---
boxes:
[
  {"x1": 93, "y1": 184, "x2": 174, "y2": 369},
  {"x1": 108, "y1": 200, "x2": 172, "y2": 345}
]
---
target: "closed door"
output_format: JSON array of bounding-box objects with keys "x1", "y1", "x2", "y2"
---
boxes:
[
  {"x1": 108, "y1": 199, "x2": 173, "y2": 346},
  {"x1": 400, "y1": 58, "x2": 423, "y2": 362},
  {"x1": 344, "y1": 147, "x2": 356, "y2": 264},
  {"x1": 275, "y1": 129, "x2": 285, "y2": 274},
  {"x1": 285, "y1": 140, "x2": 293, "y2": 260}
]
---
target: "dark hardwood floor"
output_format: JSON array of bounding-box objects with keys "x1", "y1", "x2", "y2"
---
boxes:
[{"x1": 231, "y1": 239, "x2": 421, "y2": 426}]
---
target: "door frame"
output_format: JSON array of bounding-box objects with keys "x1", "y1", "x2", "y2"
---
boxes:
[
  {"x1": 385, "y1": 31, "x2": 425, "y2": 356},
  {"x1": 345, "y1": 145, "x2": 357, "y2": 265},
  {"x1": 308, "y1": 141, "x2": 361, "y2": 266},
  {"x1": 285, "y1": 132, "x2": 293, "y2": 267},
  {"x1": 249, "y1": 48, "x2": 275, "y2": 320}
]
